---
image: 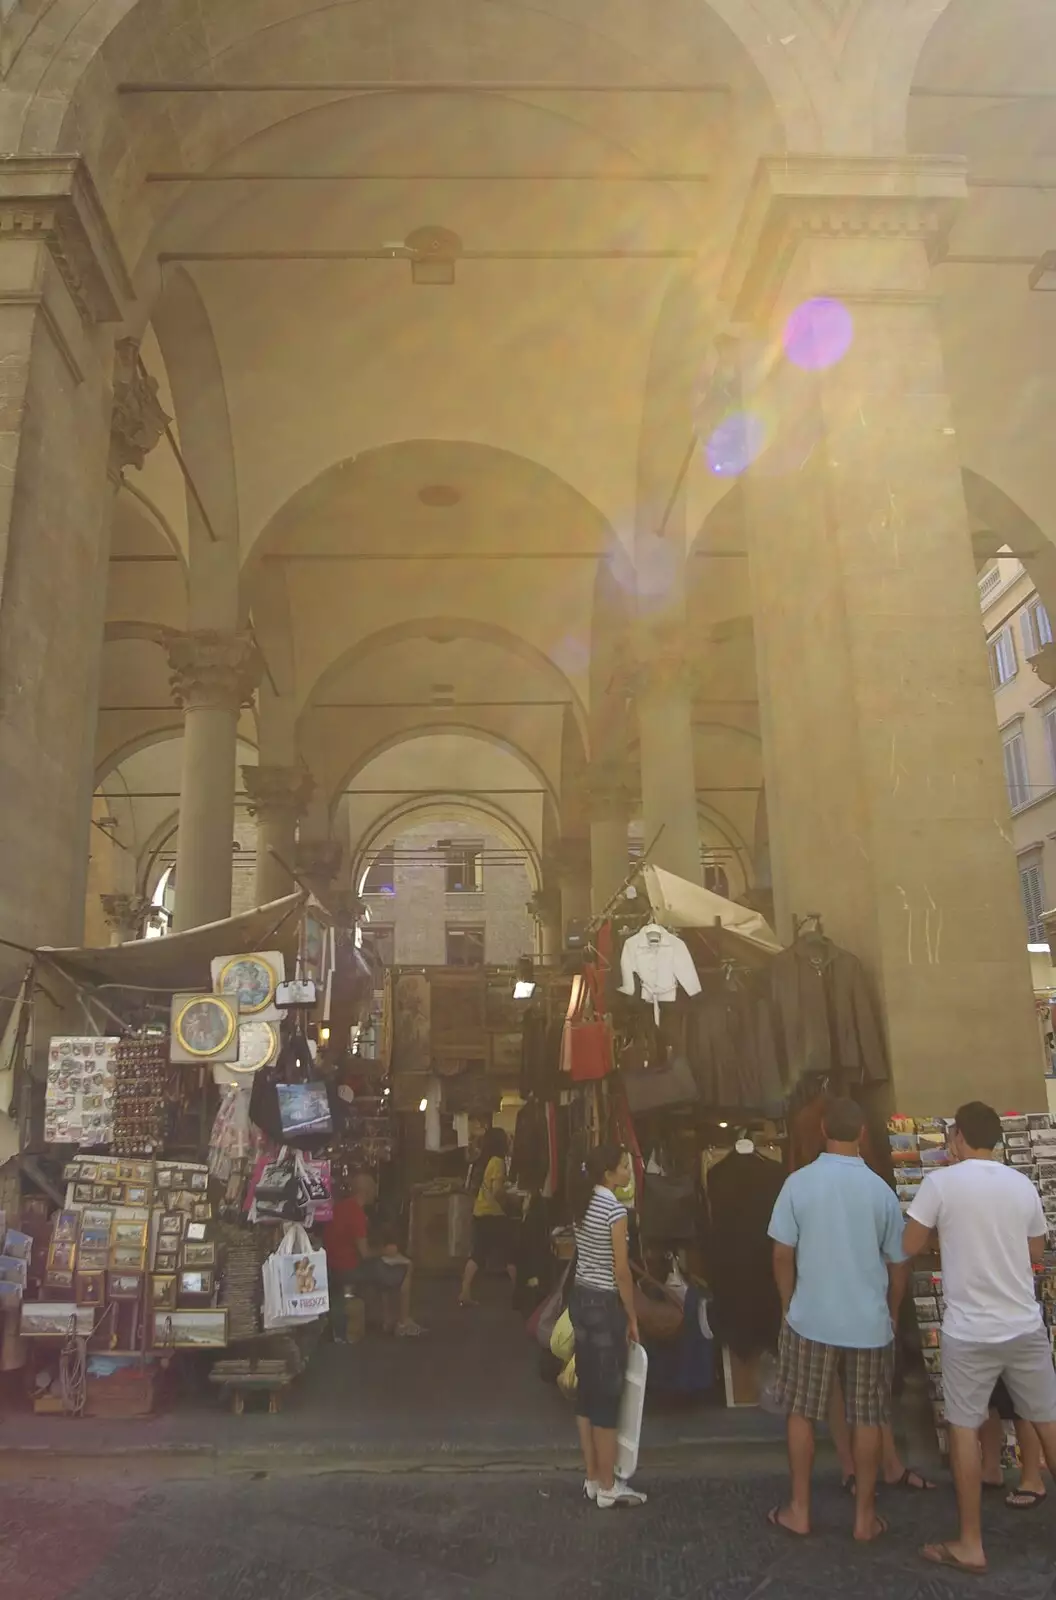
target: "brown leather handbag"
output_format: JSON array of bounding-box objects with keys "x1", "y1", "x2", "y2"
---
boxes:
[{"x1": 631, "y1": 1264, "x2": 684, "y2": 1342}]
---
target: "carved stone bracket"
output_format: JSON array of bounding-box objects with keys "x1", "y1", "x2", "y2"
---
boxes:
[
  {"x1": 242, "y1": 764, "x2": 314, "y2": 824},
  {"x1": 0, "y1": 157, "x2": 134, "y2": 324},
  {"x1": 722, "y1": 154, "x2": 968, "y2": 323},
  {"x1": 529, "y1": 886, "x2": 561, "y2": 923},
  {"x1": 167, "y1": 631, "x2": 261, "y2": 713},
  {"x1": 109, "y1": 338, "x2": 170, "y2": 482},
  {"x1": 1030, "y1": 642, "x2": 1056, "y2": 691},
  {"x1": 100, "y1": 892, "x2": 150, "y2": 943}
]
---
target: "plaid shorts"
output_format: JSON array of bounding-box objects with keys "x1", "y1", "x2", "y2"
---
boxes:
[{"x1": 775, "y1": 1323, "x2": 894, "y2": 1426}]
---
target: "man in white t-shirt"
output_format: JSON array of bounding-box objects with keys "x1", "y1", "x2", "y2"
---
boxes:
[{"x1": 903, "y1": 1101, "x2": 1056, "y2": 1577}]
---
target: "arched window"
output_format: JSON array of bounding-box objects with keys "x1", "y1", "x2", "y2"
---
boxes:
[{"x1": 360, "y1": 846, "x2": 396, "y2": 897}]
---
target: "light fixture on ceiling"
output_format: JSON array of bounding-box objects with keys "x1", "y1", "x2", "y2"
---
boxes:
[
  {"x1": 1029, "y1": 250, "x2": 1056, "y2": 291},
  {"x1": 418, "y1": 484, "x2": 462, "y2": 508},
  {"x1": 419, "y1": 1097, "x2": 429, "y2": 1113},
  {"x1": 405, "y1": 224, "x2": 462, "y2": 285}
]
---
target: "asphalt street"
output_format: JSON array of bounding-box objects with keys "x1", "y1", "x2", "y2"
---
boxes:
[{"x1": 3, "y1": 1464, "x2": 1055, "y2": 1600}]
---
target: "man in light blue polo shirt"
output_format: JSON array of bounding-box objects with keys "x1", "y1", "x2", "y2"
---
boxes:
[{"x1": 766, "y1": 1096, "x2": 908, "y2": 1545}]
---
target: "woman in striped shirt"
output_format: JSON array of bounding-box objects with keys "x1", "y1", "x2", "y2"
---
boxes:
[{"x1": 569, "y1": 1143, "x2": 646, "y2": 1509}]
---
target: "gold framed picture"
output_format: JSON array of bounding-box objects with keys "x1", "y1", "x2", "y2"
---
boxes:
[
  {"x1": 75, "y1": 1270, "x2": 104, "y2": 1306},
  {"x1": 216, "y1": 954, "x2": 280, "y2": 1017},
  {"x1": 170, "y1": 994, "x2": 239, "y2": 1063},
  {"x1": 108, "y1": 1271, "x2": 143, "y2": 1301},
  {"x1": 152, "y1": 1274, "x2": 177, "y2": 1310},
  {"x1": 151, "y1": 1308, "x2": 227, "y2": 1349}
]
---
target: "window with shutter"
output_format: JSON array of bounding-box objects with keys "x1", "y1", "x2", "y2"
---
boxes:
[
  {"x1": 1003, "y1": 731, "x2": 1031, "y2": 810},
  {"x1": 1046, "y1": 709, "x2": 1056, "y2": 785},
  {"x1": 1020, "y1": 862, "x2": 1047, "y2": 943},
  {"x1": 989, "y1": 627, "x2": 1018, "y2": 687},
  {"x1": 1021, "y1": 600, "x2": 1053, "y2": 659}
]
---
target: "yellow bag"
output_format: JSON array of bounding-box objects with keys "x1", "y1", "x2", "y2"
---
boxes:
[
  {"x1": 557, "y1": 1355, "x2": 577, "y2": 1397},
  {"x1": 550, "y1": 1308, "x2": 575, "y2": 1364}
]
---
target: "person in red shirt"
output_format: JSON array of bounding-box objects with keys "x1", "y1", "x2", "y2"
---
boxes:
[{"x1": 323, "y1": 1173, "x2": 424, "y2": 1338}]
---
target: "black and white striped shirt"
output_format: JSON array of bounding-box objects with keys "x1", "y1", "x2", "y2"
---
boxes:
[{"x1": 574, "y1": 1186, "x2": 627, "y2": 1292}]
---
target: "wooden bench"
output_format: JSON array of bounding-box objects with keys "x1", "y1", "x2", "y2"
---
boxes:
[{"x1": 209, "y1": 1357, "x2": 294, "y2": 1415}]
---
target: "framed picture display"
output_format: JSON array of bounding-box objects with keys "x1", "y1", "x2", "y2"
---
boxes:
[
  {"x1": 170, "y1": 994, "x2": 239, "y2": 1064},
  {"x1": 75, "y1": 1271, "x2": 104, "y2": 1306},
  {"x1": 151, "y1": 1275, "x2": 177, "y2": 1311},
  {"x1": 182, "y1": 1242, "x2": 215, "y2": 1268},
  {"x1": 212, "y1": 953, "x2": 283, "y2": 1018},
  {"x1": 21, "y1": 1303, "x2": 95, "y2": 1338},
  {"x1": 178, "y1": 1269, "x2": 214, "y2": 1299},
  {"x1": 151, "y1": 1308, "x2": 228, "y2": 1349},
  {"x1": 108, "y1": 1271, "x2": 143, "y2": 1302}
]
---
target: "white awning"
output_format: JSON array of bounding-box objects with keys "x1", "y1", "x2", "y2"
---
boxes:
[{"x1": 639, "y1": 866, "x2": 783, "y2": 957}]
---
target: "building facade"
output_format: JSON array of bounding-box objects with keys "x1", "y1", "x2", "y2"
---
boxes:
[{"x1": 2, "y1": 1, "x2": 1056, "y2": 1115}]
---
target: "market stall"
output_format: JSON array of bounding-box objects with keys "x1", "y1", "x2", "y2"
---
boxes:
[{"x1": 3, "y1": 891, "x2": 370, "y2": 1416}]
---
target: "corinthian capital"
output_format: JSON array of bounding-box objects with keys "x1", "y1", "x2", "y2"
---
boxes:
[
  {"x1": 100, "y1": 892, "x2": 150, "y2": 943},
  {"x1": 109, "y1": 339, "x2": 170, "y2": 482},
  {"x1": 167, "y1": 631, "x2": 261, "y2": 712},
  {"x1": 242, "y1": 765, "x2": 314, "y2": 823}
]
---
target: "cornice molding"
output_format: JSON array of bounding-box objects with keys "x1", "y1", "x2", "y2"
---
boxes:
[{"x1": 0, "y1": 156, "x2": 133, "y2": 324}]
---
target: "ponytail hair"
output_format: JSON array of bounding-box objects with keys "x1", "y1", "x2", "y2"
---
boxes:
[{"x1": 571, "y1": 1142, "x2": 626, "y2": 1226}]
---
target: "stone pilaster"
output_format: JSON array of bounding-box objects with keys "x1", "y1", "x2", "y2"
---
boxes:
[
  {"x1": 242, "y1": 765, "x2": 314, "y2": 906},
  {"x1": 100, "y1": 892, "x2": 150, "y2": 946},
  {"x1": 554, "y1": 837, "x2": 592, "y2": 933},
  {"x1": 632, "y1": 640, "x2": 701, "y2": 885},
  {"x1": 168, "y1": 632, "x2": 261, "y2": 932},
  {"x1": 724, "y1": 154, "x2": 1043, "y2": 1113},
  {"x1": 585, "y1": 762, "x2": 635, "y2": 913},
  {"x1": 0, "y1": 158, "x2": 134, "y2": 990}
]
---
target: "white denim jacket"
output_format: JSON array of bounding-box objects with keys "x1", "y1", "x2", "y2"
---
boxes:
[{"x1": 618, "y1": 924, "x2": 702, "y2": 1020}]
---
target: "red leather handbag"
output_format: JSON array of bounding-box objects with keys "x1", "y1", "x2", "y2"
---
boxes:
[{"x1": 562, "y1": 965, "x2": 613, "y2": 1082}]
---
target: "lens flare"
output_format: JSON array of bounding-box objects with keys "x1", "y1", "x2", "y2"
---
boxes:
[
  {"x1": 705, "y1": 411, "x2": 767, "y2": 477},
  {"x1": 784, "y1": 297, "x2": 853, "y2": 371}
]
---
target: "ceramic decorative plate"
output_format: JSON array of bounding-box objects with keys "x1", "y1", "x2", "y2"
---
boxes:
[
  {"x1": 171, "y1": 994, "x2": 238, "y2": 1060},
  {"x1": 216, "y1": 953, "x2": 280, "y2": 1015},
  {"x1": 232, "y1": 1020, "x2": 279, "y2": 1075}
]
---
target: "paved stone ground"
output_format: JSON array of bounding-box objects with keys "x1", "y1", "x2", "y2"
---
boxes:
[{"x1": 2, "y1": 1466, "x2": 1054, "y2": 1600}]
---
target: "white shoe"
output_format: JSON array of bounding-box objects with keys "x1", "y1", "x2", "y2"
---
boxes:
[
  {"x1": 584, "y1": 1479, "x2": 598, "y2": 1502},
  {"x1": 596, "y1": 1481, "x2": 647, "y2": 1509}
]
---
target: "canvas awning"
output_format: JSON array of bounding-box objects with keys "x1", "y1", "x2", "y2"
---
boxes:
[
  {"x1": 639, "y1": 865, "x2": 783, "y2": 957},
  {"x1": 36, "y1": 892, "x2": 312, "y2": 992}
]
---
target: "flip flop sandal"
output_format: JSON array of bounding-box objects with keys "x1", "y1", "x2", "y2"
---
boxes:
[
  {"x1": 1006, "y1": 1489, "x2": 1047, "y2": 1510},
  {"x1": 856, "y1": 1515, "x2": 889, "y2": 1543},
  {"x1": 767, "y1": 1506, "x2": 809, "y2": 1538},
  {"x1": 842, "y1": 1476, "x2": 856, "y2": 1496},
  {"x1": 920, "y1": 1543, "x2": 988, "y2": 1577},
  {"x1": 897, "y1": 1467, "x2": 937, "y2": 1492}
]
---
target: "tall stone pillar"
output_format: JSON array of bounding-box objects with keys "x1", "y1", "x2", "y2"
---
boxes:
[
  {"x1": 242, "y1": 765, "x2": 313, "y2": 906},
  {"x1": 725, "y1": 154, "x2": 1043, "y2": 1113},
  {"x1": 297, "y1": 839, "x2": 344, "y2": 901},
  {"x1": 556, "y1": 839, "x2": 592, "y2": 937},
  {"x1": 100, "y1": 893, "x2": 150, "y2": 946},
  {"x1": 587, "y1": 764, "x2": 634, "y2": 913},
  {"x1": 530, "y1": 885, "x2": 563, "y2": 962},
  {"x1": 634, "y1": 649, "x2": 701, "y2": 883},
  {"x1": 0, "y1": 159, "x2": 135, "y2": 979},
  {"x1": 168, "y1": 632, "x2": 260, "y2": 932}
]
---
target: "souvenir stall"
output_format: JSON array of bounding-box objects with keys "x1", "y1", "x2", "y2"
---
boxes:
[
  {"x1": 533, "y1": 862, "x2": 894, "y2": 1409},
  {"x1": 893, "y1": 1111, "x2": 1056, "y2": 1467},
  {"x1": 7, "y1": 891, "x2": 355, "y2": 1417}
]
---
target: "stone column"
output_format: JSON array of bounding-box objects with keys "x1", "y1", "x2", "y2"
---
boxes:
[
  {"x1": 556, "y1": 838, "x2": 592, "y2": 937},
  {"x1": 0, "y1": 159, "x2": 135, "y2": 978},
  {"x1": 530, "y1": 885, "x2": 563, "y2": 962},
  {"x1": 296, "y1": 839, "x2": 344, "y2": 901},
  {"x1": 242, "y1": 765, "x2": 313, "y2": 906},
  {"x1": 724, "y1": 154, "x2": 1043, "y2": 1113},
  {"x1": 586, "y1": 764, "x2": 634, "y2": 914},
  {"x1": 99, "y1": 893, "x2": 150, "y2": 946},
  {"x1": 168, "y1": 632, "x2": 260, "y2": 932},
  {"x1": 634, "y1": 647, "x2": 701, "y2": 884}
]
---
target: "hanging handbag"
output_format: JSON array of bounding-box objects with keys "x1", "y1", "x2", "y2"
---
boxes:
[
  {"x1": 631, "y1": 1264, "x2": 685, "y2": 1342},
  {"x1": 621, "y1": 1053, "x2": 698, "y2": 1114},
  {"x1": 561, "y1": 967, "x2": 613, "y2": 1083},
  {"x1": 639, "y1": 1173, "x2": 699, "y2": 1243}
]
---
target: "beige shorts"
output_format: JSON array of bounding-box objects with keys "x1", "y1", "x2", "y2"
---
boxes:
[{"x1": 942, "y1": 1328, "x2": 1056, "y2": 1429}]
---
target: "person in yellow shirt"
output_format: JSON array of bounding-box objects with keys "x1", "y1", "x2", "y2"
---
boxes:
[{"x1": 459, "y1": 1127, "x2": 515, "y2": 1306}]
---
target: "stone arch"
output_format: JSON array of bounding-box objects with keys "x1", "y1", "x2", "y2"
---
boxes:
[
  {"x1": 962, "y1": 469, "x2": 1056, "y2": 635},
  {"x1": 6, "y1": 0, "x2": 819, "y2": 218},
  {"x1": 351, "y1": 794, "x2": 542, "y2": 895},
  {"x1": 331, "y1": 723, "x2": 561, "y2": 823},
  {"x1": 300, "y1": 614, "x2": 591, "y2": 748}
]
